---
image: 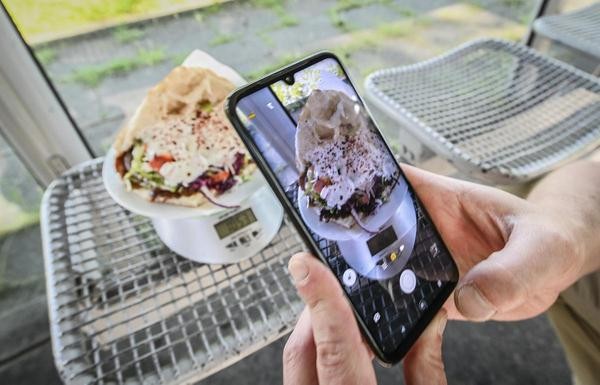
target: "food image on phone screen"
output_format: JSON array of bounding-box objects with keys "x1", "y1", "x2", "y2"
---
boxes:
[{"x1": 228, "y1": 54, "x2": 458, "y2": 361}]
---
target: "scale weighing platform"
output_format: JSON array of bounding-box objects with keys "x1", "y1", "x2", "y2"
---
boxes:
[{"x1": 152, "y1": 186, "x2": 283, "y2": 264}]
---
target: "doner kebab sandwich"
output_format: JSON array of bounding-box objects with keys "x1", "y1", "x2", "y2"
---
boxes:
[
  {"x1": 113, "y1": 67, "x2": 255, "y2": 207},
  {"x1": 296, "y1": 89, "x2": 399, "y2": 229}
]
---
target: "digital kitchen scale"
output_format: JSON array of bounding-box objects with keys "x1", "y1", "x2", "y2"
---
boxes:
[
  {"x1": 152, "y1": 186, "x2": 283, "y2": 264},
  {"x1": 102, "y1": 49, "x2": 285, "y2": 265},
  {"x1": 337, "y1": 187, "x2": 417, "y2": 281}
]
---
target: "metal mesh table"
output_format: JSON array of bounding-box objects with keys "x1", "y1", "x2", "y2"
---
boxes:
[
  {"x1": 41, "y1": 158, "x2": 305, "y2": 385},
  {"x1": 365, "y1": 38, "x2": 600, "y2": 184},
  {"x1": 533, "y1": 3, "x2": 600, "y2": 59}
]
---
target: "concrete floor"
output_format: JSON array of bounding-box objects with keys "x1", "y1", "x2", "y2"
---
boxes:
[
  {"x1": 202, "y1": 316, "x2": 571, "y2": 385},
  {"x1": 0, "y1": 226, "x2": 572, "y2": 385},
  {"x1": 1, "y1": 305, "x2": 572, "y2": 385}
]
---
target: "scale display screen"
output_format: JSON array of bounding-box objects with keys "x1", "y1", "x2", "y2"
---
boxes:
[
  {"x1": 367, "y1": 225, "x2": 398, "y2": 256},
  {"x1": 214, "y1": 208, "x2": 257, "y2": 239}
]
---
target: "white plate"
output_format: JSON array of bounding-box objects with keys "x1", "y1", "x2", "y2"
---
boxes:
[
  {"x1": 298, "y1": 178, "x2": 409, "y2": 241},
  {"x1": 102, "y1": 49, "x2": 262, "y2": 219},
  {"x1": 182, "y1": 50, "x2": 246, "y2": 87}
]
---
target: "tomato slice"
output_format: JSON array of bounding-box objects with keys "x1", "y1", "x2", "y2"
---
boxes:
[
  {"x1": 150, "y1": 154, "x2": 174, "y2": 171},
  {"x1": 314, "y1": 177, "x2": 332, "y2": 193},
  {"x1": 210, "y1": 170, "x2": 231, "y2": 183}
]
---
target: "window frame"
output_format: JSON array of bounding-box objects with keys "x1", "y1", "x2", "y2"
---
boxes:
[{"x1": 0, "y1": 3, "x2": 93, "y2": 186}]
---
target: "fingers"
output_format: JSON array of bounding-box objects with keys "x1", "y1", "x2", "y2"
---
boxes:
[
  {"x1": 288, "y1": 253, "x2": 360, "y2": 346},
  {"x1": 403, "y1": 309, "x2": 448, "y2": 385},
  {"x1": 455, "y1": 232, "x2": 531, "y2": 321},
  {"x1": 454, "y1": 225, "x2": 566, "y2": 321},
  {"x1": 288, "y1": 252, "x2": 375, "y2": 385},
  {"x1": 442, "y1": 295, "x2": 463, "y2": 321},
  {"x1": 403, "y1": 164, "x2": 549, "y2": 321},
  {"x1": 401, "y1": 164, "x2": 463, "y2": 193},
  {"x1": 401, "y1": 164, "x2": 525, "y2": 269},
  {"x1": 402, "y1": 163, "x2": 524, "y2": 217},
  {"x1": 283, "y1": 308, "x2": 318, "y2": 385},
  {"x1": 400, "y1": 164, "x2": 466, "y2": 215}
]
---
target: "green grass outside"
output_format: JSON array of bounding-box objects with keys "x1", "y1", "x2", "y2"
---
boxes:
[
  {"x1": 251, "y1": 0, "x2": 299, "y2": 28},
  {"x1": 0, "y1": 195, "x2": 39, "y2": 237},
  {"x1": 3, "y1": 0, "x2": 206, "y2": 42},
  {"x1": 112, "y1": 25, "x2": 146, "y2": 43},
  {"x1": 209, "y1": 33, "x2": 236, "y2": 46},
  {"x1": 329, "y1": 0, "x2": 397, "y2": 32},
  {"x1": 68, "y1": 47, "x2": 167, "y2": 87},
  {"x1": 35, "y1": 47, "x2": 58, "y2": 65}
]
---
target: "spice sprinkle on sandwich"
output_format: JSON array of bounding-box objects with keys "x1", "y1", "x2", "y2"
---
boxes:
[{"x1": 295, "y1": 89, "x2": 399, "y2": 229}]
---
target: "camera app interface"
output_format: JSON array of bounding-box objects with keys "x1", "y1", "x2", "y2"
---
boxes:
[{"x1": 235, "y1": 58, "x2": 457, "y2": 354}]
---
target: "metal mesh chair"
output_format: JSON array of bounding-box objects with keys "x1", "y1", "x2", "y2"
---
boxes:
[
  {"x1": 365, "y1": 39, "x2": 600, "y2": 184},
  {"x1": 533, "y1": 3, "x2": 600, "y2": 59},
  {"x1": 41, "y1": 159, "x2": 305, "y2": 385}
]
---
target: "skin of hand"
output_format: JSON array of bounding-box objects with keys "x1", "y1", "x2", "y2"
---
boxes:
[{"x1": 283, "y1": 160, "x2": 600, "y2": 385}]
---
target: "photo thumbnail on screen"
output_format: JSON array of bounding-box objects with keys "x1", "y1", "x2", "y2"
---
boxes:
[{"x1": 235, "y1": 58, "x2": 457, "y2": 353}]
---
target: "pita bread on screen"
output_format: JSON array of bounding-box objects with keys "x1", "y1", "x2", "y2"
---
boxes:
[{"x1": 294, "y1": 89, "x2": 398, "y2": 228}]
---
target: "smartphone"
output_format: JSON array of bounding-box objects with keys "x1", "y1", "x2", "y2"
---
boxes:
[{"x1": 225, "y1": 52, "x2": 458, "y2": 365}]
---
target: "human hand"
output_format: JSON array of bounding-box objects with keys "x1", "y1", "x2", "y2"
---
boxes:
[
  {"x1": 283, "y1": 252, "x2": 449, "y2": 385},
  {"x1": 402, "y1": 164, "x2": 588, "y2": 322},
  {"x1": 284, "y1": 161, "x2": 598, "y2": 384}
]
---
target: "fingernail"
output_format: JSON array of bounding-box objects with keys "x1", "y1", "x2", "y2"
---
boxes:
[
  {"x1": 456, "y1": 284, "x2": 496, "y2": 321},
  {"x1": 288, "y1": 257, "x2": 309, "y2": 284}
]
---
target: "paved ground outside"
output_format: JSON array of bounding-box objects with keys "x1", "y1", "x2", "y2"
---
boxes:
[
  {"x1": 0, "y1": 0, "x2": 588, "y2": 383},
  {"x1": 30, "y1": 0, "x2": 534, "y2": 155}
]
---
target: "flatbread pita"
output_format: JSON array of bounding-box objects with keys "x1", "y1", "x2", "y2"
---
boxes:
[{"x1": 114, "y1": 67, "x2": 235, "y2": 154}]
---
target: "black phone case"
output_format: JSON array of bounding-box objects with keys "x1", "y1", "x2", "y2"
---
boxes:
[{"x1": 224, "y1": 51, "x2": 458, "y2": 365}]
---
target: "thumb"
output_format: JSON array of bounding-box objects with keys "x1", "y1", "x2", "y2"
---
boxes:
[
  {"x1": 288, "y1": 252, "x2": 375, "y2": 385},
  {"x1": 403, "y1": 309, "x2": 448, "y2": 385},
  {"x1": 455, "y1": 229, "x2": 553, "y2": 321}
]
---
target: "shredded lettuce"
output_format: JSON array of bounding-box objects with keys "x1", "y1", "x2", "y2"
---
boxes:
[
  {"x1": 239, "y1": 156, "x2": 254, "y2": 182},
  {"x1": 303, "y1": 178, "x2": 327, "y2": 206},
  {"x1": 123, "y1": 141, "x2": 177, "y2": 192},
  {"x1": 198, "y1": 100, "x2": 213, "y2": 113}
]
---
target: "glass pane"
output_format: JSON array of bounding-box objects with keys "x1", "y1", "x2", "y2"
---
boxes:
[
  {"x1": 0, "y1": 135, "x2": 59, "y2": 383},
  {"x1": 0, "y1": 1, "x2": 582, "y2": 383},
  {"x1": 3, "y1": 0, "x2": 538, "y2": 159},
  {"x1": 532, "y1": 0, "x2": 600, "y2": 73}
]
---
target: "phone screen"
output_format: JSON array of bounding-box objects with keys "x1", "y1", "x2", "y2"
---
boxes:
[{"x1": 231, "y1": 56, "x2": 458, "y2": 357}]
